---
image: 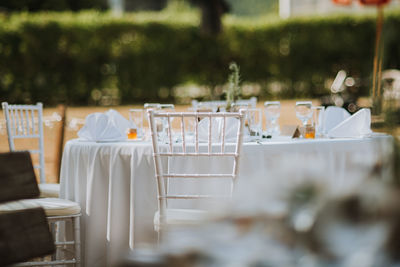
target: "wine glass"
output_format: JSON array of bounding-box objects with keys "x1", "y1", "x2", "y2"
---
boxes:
[
  {"x1": 264, "y1": 101, "x2": 281, "y2": 136},
  {"x1": 295, "y1": 101, "x2": 313, "y2": 126}
]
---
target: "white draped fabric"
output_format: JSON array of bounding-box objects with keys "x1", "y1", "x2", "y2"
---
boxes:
[{"x1": 60, "y1": 134, "x2": 393, "y2": 267}]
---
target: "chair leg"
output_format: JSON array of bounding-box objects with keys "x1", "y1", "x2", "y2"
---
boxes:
[
  {"x1": 50, "y1": 222, "x2": 57, "y2": 262},
  {"x1": 73, "y1": 216, "x2": 81, "y2": 267}
]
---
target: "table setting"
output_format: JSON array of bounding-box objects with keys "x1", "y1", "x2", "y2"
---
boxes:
[{"x1": 59, "y1": 102, "x2": 393, "y2": 267}]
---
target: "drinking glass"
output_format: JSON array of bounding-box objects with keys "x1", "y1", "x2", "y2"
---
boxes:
[
  {"x1": 264, "y1": 101, "x2": 281, "y2": 136},
  {"x1": 159, "y1": 104, "x2": 175, "y2": 143},
  {"x1": 231, "y1": 102, "x2": 250, "y2": 112},
  {"x1": 247, "y1": 108, "x2": 262, "y2": 140},
  {"x1": 295, "y1": 101, "x2": 313, "y2": 126},
  {"x1": 144, "y1": 103, "x2": 164, "y2": 140},
  {"x1": 128, "y1": 109, "x2": 144, "y2": 139},
  {"x1": 312, "y1": 106, "x2": 325, "y2": 137}
]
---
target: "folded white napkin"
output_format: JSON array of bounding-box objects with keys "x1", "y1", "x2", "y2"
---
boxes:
[
  {"x1": 198, "y1": 117, "x2": 240, "y2": 142},
  {"x1": 327, "y1": 108, "x2": 372, "y2": 138},
  {"x1": 78, "y1": 109, "x2": 130, "y2": 141},
  {"x1": 323, "y1": 106, "x2": 351, "y2": 133}
]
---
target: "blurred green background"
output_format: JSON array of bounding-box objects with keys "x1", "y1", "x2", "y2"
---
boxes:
[{"x1": 0, "y1": 0, "x2": 399, "y2": 106}]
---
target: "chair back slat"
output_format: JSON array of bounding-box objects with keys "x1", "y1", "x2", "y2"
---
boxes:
[
  {"x1": 221, "y1": 116, "x2": 226, "y2": 153},
  {"x1": 167, "y1": 116, "x2": 173, "y2": 153},
  {"x1": 195, "y1": 113, "x2": 199, "y2": 153},
  {"x1": 23, "y1": 110, "x2": 29, "y2": 135},
  {"x1": 31, "y1": 108, "x2": 36, "y2": 134},
  {"x1": 1, "y1": 102, "x2": 46, "y2": 183},
  {"x1": 180, "y1": 115, "x2": 186, "y2": 154},
  {"x1": 208, "y1": 113, "x2": 212, "y2": 154},
  {"x1": 148, "y1": 110, "x2": 245, "y2": 223}
]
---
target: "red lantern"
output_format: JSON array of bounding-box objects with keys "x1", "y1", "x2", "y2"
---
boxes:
[
  {"x1": 359, "y1": 0, "x2": 391, "y2": 5},
  {"x1": 332, "y1": 0, "x2": 353, "y2": 5}
]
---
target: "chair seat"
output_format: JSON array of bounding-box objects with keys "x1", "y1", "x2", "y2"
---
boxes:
[
  {"x1": 38, "y1": 183, "x2": 60, "y2": 198},
  {"x1": 153, "y1": 208, "x2": 208, "y2": 232},
  {"x1": 0, "y1": 198, "x2": 81, "y2": 217}
]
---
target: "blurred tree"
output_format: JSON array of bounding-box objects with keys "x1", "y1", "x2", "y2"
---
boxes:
[
  {"x1": 190, "y1": 0, "x2": 230, "y2": 35},
  {"x1": 226, "y1": 0, "x2": 278, "y2": 16},
  {"x1": 125, "y1": 0, "x2": 167, "y2": 11},
  {"x1": 0, "y1": 0, "x2": 108, "y2": 12}
]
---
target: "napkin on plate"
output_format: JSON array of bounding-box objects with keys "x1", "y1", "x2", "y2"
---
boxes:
[
  {"x1": 78, "y1": 109, "x2": 130, "y2": 141},
  {"x1": 327, "y1": 108, "x2": 372, "y2": 138},
  {"x1": 323, "y1": 106, "x2": 351, "y2": 133},
  {"x1": 198, "y1": 117, "x2": 241, "y2": 142}
]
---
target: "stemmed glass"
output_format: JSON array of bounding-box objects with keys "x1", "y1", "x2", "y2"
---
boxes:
[
  {"x1": 295, "y1": 101, "x2": 313, "y2": 126},
  {"x1": 264, "y1": 101, "x2": 281, "y2": 136}
]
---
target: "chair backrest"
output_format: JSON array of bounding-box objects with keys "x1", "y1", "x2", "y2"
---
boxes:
[
  {"x1": 191, "y1": 97, "x2": 257, "y2": 111},
  {"x1": 148, "y1": 110, "x2": 246, "y2": 220},
  {"x1": 1, "y1": 102, "x2": 46, "y2": 183},
  {"x1": 235, "y1": 96, "x2": 258, "y2": 108}
]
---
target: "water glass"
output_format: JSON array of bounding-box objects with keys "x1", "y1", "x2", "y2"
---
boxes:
[
  {"x1": 295, "y1": 101, "x2": 313, "y2": 126},
  {"x1": 159, "y1": 104, "x2": 175, "y2": 143},
  {"x1": 246, "y1": 108, "x2": 262, "y2": 140},
  {"x1": 312, "y1": 106, "x2": 325, "y2": 137},
  {"x1": 264, "y1": 101, "x2": 281, "y2": 136},
  {"x1": 231, "y1": 102, "x2": 250, "y2": 112},
  {"x1": 128, "y1": 109, "x2": 144, "y2": 139}
]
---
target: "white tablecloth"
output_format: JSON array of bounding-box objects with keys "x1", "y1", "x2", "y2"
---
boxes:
[{"x1": 60, "y1": 134, "x2": 393, "y2": 267}]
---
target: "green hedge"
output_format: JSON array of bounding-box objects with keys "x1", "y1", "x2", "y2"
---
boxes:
[{"x1": 0, "y1": 11, "x2": 400, "y2": 105}]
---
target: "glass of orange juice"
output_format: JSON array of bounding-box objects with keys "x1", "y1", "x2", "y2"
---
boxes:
[
  {"x1": 304, "y1": 124, "x2": 315, "y2": 139},
  {"x1": 127, "y1": 128, "x2": 138, "y2": 140},
  {"x1": 128, "y1": 109, "x2": 144, "y2": 139}
]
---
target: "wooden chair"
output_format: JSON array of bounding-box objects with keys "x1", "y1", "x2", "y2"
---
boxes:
[
  {"x1": 0, "y1": 151, "x2": 81, "y2": 266},
  {"x1": 1, "y1": 102, "x2": 59, "y2": 197},
  {"x1": 148, "y1": 110, "x2": 246, "y2": 239}
]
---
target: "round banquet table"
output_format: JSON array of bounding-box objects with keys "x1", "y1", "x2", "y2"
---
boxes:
[{"x1": 60, "y1": 134, "x2": 393, "y2": 267}]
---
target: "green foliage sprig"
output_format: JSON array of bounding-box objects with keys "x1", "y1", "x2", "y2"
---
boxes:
[{"x1": 225, "y1": 62, "x2": 242, "y2": 111}]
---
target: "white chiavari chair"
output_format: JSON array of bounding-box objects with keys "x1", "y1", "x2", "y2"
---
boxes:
[
  {"x1": 2, "y1": 102, "x2": 59, "y2": 198},
  {"x1": 1, "y1": 102, "x2": 81, "y2": 266},
  {"x1": 148, "y1": 109, "x2": 246, "y2": 240},
  {"x1": 235, "y1": 96, "x2": 258, "y2": 108},
  {"x1": 192, "y1": 97, "x2": 257, "y2": 112}
]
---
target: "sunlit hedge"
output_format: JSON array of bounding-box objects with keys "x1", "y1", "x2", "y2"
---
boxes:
[{"x1": 0, "y1": 11, "x2": 399, "y2": 105}]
